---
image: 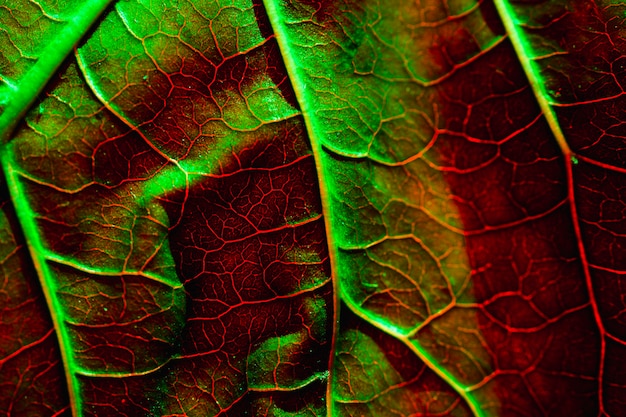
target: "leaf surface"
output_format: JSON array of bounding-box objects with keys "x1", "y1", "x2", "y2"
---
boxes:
[{"x1": 0, "y1": 0, "x2": 624, "y2": 416}]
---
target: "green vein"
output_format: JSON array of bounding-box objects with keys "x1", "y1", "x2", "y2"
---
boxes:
[
  {"x1": 341, "y1": 293, "x2": 485, "y2": 417},
  {"x1": 492, "y1": 0, "x2": 571, "y2": 156},
  {"x1": 0, "y1": 0, "x2": 115, "y2": 144},
  {"x1": 0, "y1": 152, "x2": 83, "y2": 415}
]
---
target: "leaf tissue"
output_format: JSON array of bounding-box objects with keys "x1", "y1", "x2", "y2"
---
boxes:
[{"x1": 0, "y1": 0, "x2": 624, "y2": 416}]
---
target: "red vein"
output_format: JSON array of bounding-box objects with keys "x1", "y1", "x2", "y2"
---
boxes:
[{"x1": 492, "y1": 1, "x2": 607, "y2": 414}]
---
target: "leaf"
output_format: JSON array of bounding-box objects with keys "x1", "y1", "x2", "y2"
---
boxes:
[{"x1": 0, "y1": 0, "x2": 624, "y2": 416}]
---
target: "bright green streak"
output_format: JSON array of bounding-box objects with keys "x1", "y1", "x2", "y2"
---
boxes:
[
  {"x1": 492, "y1": 0, "x2": 571, "y2": 157},
  {"x1": 0, "y1": 0, "x2": 114, "y2": 144},
  {"x1": 0, "y1": 151, "x2": 83, "y2": 415}
]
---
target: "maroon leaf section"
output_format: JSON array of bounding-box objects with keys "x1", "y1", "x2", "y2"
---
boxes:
[
  {"x1": 508, "y1": 1, "x2": 626, "y2": 414},
  {"x1": 157, "y1": 120, "x2": 332, "y2": 416},
  {"x1": 431, "y1": 29, "x2": 602, "y2": 417},
  {"x1": 430, "y1": 0, "x2": 626, "y2": 415},
  {"x1": 0, "y1": 180, "x2": 69, "y2": 417}
]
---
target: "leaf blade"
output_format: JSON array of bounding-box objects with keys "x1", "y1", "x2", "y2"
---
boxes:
[{"x1": 1, "y1": 0, "x2": 624, "y2": 415}]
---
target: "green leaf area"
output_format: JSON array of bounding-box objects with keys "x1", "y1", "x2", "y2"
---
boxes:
[{"x1": 0, "y1": 0, "x2": 625, "y2": 416}]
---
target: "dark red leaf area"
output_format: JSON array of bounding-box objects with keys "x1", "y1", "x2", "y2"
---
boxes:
[
  {"x1": 577, "y1": 163, "x2": 626, "y2": 260},
  {"x1": 0, "y1": 181, "x2": 69, "y2": 416},
  {"x1": 575, "y1": 160, "x2": 626, "y2": 413},
  {"x1": 162, "y1": 121, "x2": 331, "y2": 415},
  {"x1": 334, "y1": 306, "x2": 471, "y2": 416},
  {"x1": 222, "y1": 379, "x2": 326, "y2": 417},
  {"x1": 78, "y1": 120, "x2": 333, "y2": 416},
  {"x1": 432, "y1": 39, "x2": 602, "y2": 415},
  {"x1": 511, "y1": 1, "x2": 626, "y2": 414},
  {"x1": 425, "y1": 3, "x2": 505, "y2": 78}
]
